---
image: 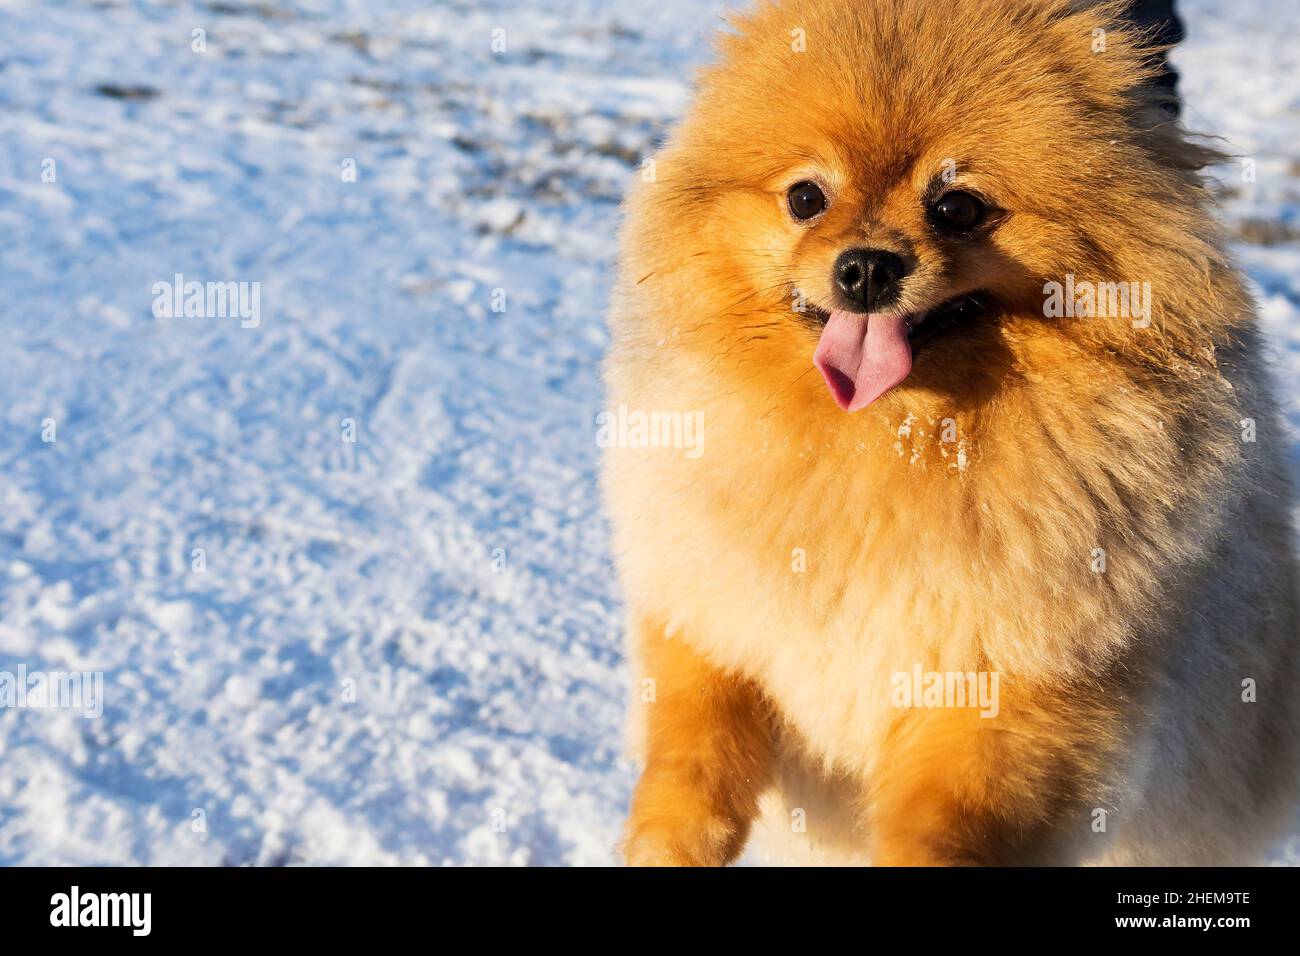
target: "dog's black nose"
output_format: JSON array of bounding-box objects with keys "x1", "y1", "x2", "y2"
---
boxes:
[{"x1": 833, "y1": 248, "x2": 907, "y2": 312}]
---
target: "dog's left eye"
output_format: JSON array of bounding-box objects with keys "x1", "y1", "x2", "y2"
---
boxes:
[
  {"x1": 929, "y1": 191, "x2": 986, "y2": 233},
  {"x1": 787, "y1": 181, "x2": 827, "y2": 221}
]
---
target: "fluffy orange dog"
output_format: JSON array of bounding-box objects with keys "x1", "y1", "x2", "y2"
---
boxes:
[{"x1": 604, "y1": 0, "x2": 1300, "y2": 865}]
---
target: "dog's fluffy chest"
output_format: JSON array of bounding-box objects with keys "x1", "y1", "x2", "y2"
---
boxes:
[{"x1": 607, "y1": 425, "x2": 1004, "y2": 771}]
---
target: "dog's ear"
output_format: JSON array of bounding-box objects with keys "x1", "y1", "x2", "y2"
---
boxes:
[
  {"x1": 1043, "y1": 0, "x2": 1226, "y2": 170},
  {"x1": 1042, "y1": 0, "x2": 1169, "y2": 107}
]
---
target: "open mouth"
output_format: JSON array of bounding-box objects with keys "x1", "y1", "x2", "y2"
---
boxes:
[
  {"x1": 807, "y1": 291, "x2": 989, "y2": 347},
  {"x1": 903, "y1": 291, "x2": 990, "y2": 352},
  {"x1": 808, "y1": 291, "x2": 990, "y2": 412}
]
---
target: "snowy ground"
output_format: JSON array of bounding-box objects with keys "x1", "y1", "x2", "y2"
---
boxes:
[{"x1": 0, "y1": 0, "x2": 1296, "y2": 866}]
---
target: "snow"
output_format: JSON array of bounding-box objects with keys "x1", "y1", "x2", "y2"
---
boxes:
[{"x1": 0, "y1": 0, "x2": 1296, "y2": 866}]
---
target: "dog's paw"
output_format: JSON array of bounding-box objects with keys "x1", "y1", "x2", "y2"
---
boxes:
[{"x1": 621, "y1": 813, "x2": 738, "y2": 867}]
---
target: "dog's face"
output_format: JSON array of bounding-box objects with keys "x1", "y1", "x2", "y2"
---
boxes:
[
  {"x1": 633, "y1": 0, "x2": 1205, "y2": 417},
  {"x1": 772, "y1": 112, "x2": 1040, "y2": 411}
]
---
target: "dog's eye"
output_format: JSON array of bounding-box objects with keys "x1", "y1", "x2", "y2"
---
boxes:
[
  {"x1": 787, "y1": 181, "x2": 827, "y2": 221},
  {"x1": 930, "y1": 191, "x2": 986, "y2": 233}
]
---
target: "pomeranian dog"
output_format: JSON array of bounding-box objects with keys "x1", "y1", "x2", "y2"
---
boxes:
[{"x1": 603, "y1": 0, "x2": 1300, "y2": 865}]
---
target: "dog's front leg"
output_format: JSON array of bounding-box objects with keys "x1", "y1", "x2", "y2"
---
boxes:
[
  {"x1": 623, "y1": 621, "x2": 774, "y2": 866},
  {"x1": 870, "y1": 677, "x2": 1124, "y2": 866}
]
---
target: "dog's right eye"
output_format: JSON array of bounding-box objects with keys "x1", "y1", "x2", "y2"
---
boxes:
[{"x1": 787, "y1": 181, "x2": 827, "y2": 221}]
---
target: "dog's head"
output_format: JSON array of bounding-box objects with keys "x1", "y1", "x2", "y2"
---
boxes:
[{"x1": 625, "y1": 0, "x2": 1229, "y2": 418}]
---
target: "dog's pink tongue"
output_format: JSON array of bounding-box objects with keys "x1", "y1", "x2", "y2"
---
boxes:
[{"x1": 813, "y1": 310, "x2": 913, "y2": 412}]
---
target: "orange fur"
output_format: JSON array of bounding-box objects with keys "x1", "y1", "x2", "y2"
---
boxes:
[
  {"x1": 623, "y1": 622, "x2": 774, "y2": 866},
  {"x1": 606, "y1": 0, "x2": 1300, "y2": 865},
  {"x1": 870, "y1": 674, "x2": 1135, "y2": 865}
]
